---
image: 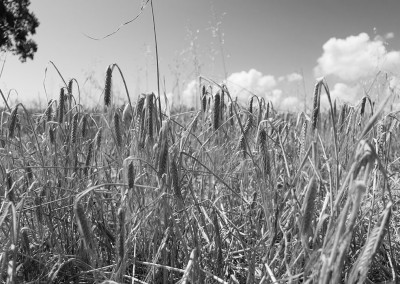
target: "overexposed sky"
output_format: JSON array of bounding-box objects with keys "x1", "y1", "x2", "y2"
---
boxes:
[{"x1": 1, "y1": 0, "x2": 400, "y2": 110}]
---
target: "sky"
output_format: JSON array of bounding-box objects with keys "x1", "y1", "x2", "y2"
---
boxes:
[{"x1": 1, "y1": 0, "x2": 400, "y2": 111}]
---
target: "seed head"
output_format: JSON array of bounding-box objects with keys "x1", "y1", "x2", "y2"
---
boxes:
[
  {"x1": 84, "y1": 142, "x2": 93, "y2": 176},
  {"x1": 68, "y1": 79, "x2": 73, "y2": 95},
  {"x1": 146, "y1": 93, "x2": 154, "y2": 141},
  {"x1": 71, "y1": 113, "x2": 79, "y2": 144},
  {"x1": 58, "y1": 88, "x2": 65, "y2": 124},
  {"x1": 158, "y1": 122, "x2": 169, "y2": 177},
  {"x1": 94, "y1": 128, "x2": 102, "y2": 149},
  {"x1": 127, "y1": 161, "x2": 135, "y2": 189},
  {"x1": 45, "y1": 100, "x2": 53, "y2": 122},
  {"x1": 249, "y1": 96, "x2": 254, "y2": 114},
  {"x1": 114, "y1": 111, "x2": 122, "y2": 148},
  {"x1": 311, "y1": 81, "x2": 321, "y2": 131},
  {"x1": 302, "y1": 176, "x2": 318, "y2": 235},
  {"x1": 213, "y1": 92, "x2": 221, "y2": 130},
  {"x1": 8, "y1": 105, "x2": 18, "y2": 138},
  {"x1": 104, "y1": 66, "x2": 112, "y2": 107},
  {"x1": 80, "y1": 114, "x2": 87, "y2": 139},
  {"x1": 360, "y1": 97, "x2": 366, "y2": 117}
]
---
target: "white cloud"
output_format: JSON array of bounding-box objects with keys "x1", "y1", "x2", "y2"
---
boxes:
[
  {"x1": 385, "y1": 32, "x2": 395, "y2": 40},
  {"x1": 182, "y1": 80, "x2": 198, "y2": 108},
  {"x1": 321, "y1": 83, "x2": 360, "y2": 108},
  {"x1": 159, "y1": 92, "x2": 174, "y2": 114},
  {"x1": 266, "y1": 89, "x2": 283, "y2": 101},
  {"x1": 265, "y1": 89, "x2": 283, "y2": 106},
  {"x1": 177, "y1": 69, "x2": 278, "y2": 109},
  {"x1": 389, "y1": 76, "x2": 400, "y2": 90},
  {"x1": 176, "y1": 69, "x2": 292, "y2": 109},
  {"x1": 280, "y1": 96, "x2": 302, "y2": 111},
  {"x1": 226, "y1": 69, "x2": 277, "y2": 103},
  {"x1": 314, "y1": 33, "x2": 400, "y2": 81},
  {"x1": 331, "y1": 83, "x2": 360, "y2": 102},
  {"x1": 287, "y1": 72, "x2": 303, "y2": 82}
]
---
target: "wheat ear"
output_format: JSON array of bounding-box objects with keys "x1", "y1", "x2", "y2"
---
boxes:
[
  {"x1": 213, "y1": 92, "x2": 220, "y2": 130},
  {"x1": 71, "y1": 113, "x2": 78, "y2": 144},
  {"x1": 158, "y1": 123, "x2": 169, "y2": 177},
  {"x1": 80, "y1": 114, "x2": 87, "y2": 139},
  {"x1": 104, "y1": 65, "x2": 112, "y2": 107},
  {"x1": 311, "y1": 80, "x2": 322, "y2": 131},
  {"x1": 114, "y1": 111, "x2": 122, "y2": 148},
  {"x1": 8, "y1": 105, "x2": 18, "y2": 138},
  {"x1": 301, "y1": 176, "x2": 318, "y2": 237},
  {"x1": 146, "y1": 93, "x2": 154, "y2": 141},
  {"x1": 58, "y1": 88, "x2": 65, "y2": 124}
]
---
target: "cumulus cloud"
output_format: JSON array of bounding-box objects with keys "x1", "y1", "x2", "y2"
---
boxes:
[
  {"x1": 280, "y1": 96, "x2": 302, "y2": 111},
  {"x1": 176, "y1": 69, "x2": 299, "y2": 109},
  {"x1": 385, "y1": 32, "x2": 395, "y2": 40},
  {"x1": 181, "y1": 80, "x2": 198, "y2": 108},
  {"x1": 389, "y1": 76, "x2": 400, "y2": 89},
  {"x1": 287, "y1": 72, "x2": 303, "y2": 82},
  {"x1": 330, "y1": 83, "x2": 360, "y2": 102},
  {"x1": 175, "y1": 69, "x2": 279, "y2": 109},
  {"x1": 320, "y1": 83, "x2": 360, "y2": 108},
  {"x1": 314, "y1": 33, "x2": 400, "y2": 81},
  {"x1": 278, "y1": 73, "x2": 302, "y2": 83},
  {"x1": 226, "y1": 69, "x2": 277, "y2": 102}
]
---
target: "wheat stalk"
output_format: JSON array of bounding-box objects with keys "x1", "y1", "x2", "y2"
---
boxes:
[
  {"x1": 114, "y1": 206, "x2": 126, "y2": 282},
  {"x1": 181, "y1": 249, "x2": 197, "y2": 284},
  {"x1": 117, "y1": 207, "x2": 125, "y2": 263},
  {"x1": 347, "y1": 202, "x2": 391, "y2": 284},
  {"x1": 94, "y1": 127, "x2": 102, "y2": 149},
  {"x1": 122, "y1": 102, "x2": 133, "y2": 128},
  {"x1": 74, "y1": 201, "x2": 95, "y2": 253}
]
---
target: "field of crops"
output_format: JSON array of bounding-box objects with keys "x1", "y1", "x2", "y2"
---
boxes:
[{"x1": 0, "y1": 65, "x2": 400, "y2": 283}]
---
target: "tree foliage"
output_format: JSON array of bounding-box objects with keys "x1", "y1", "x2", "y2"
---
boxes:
[{"x1": 0, "y1": 0, "x2": 39, "y2": 62}]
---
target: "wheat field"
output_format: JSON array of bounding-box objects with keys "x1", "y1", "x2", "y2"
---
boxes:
[{"x1": 0, "y1": 66, "x2": 399, "y2": 283}]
